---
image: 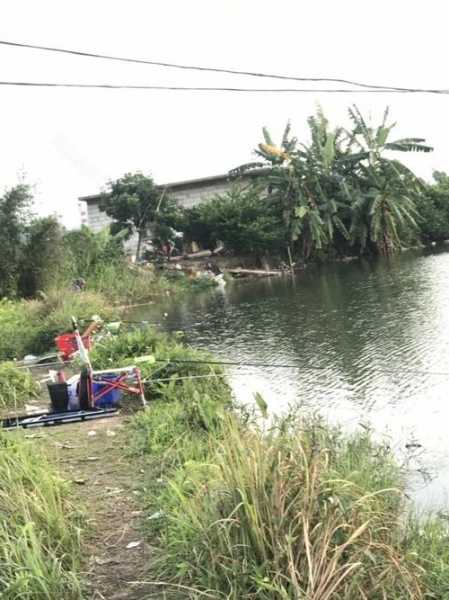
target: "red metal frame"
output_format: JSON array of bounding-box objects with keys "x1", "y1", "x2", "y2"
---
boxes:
[{"x1": 87, "y1": 367, "x2": 146, "y2": 408}]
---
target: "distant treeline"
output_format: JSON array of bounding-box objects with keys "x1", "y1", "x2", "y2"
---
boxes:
[
  {"x1": 170, "y1": 106, "x2": 449, "y2": 263},
  {"x1": 3, "y1": 106, "x2": 449, "y2": 298}
]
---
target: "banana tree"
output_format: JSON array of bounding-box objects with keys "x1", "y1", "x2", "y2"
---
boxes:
[
  {"x1": 346, "y1": 105, "x2": 432, "y2": 254},
  {"x1": 243, "y1": 112, "x2": 350, "y2": 260}
]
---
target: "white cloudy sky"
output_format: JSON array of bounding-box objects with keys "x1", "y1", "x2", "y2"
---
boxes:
[{"x1": 1, "y1": 0, "x2": 448, "y2": 227}]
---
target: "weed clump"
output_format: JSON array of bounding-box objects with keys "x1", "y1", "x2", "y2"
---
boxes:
[
  {"x1": 0, "y1": 433, "x2": 83, "y2": 599},
  {"x1": 130, "y1": 381, "x2": 449, "y2": 599},
  {"x1": 89, "y1": 325, "x2": 225, "y2": 395},
  {"x1": 0, "y1": 291, "x2": 114, "y2": 360},
  {"x1": 0, "y1": 362, "x2": 40, "y2": 409}
]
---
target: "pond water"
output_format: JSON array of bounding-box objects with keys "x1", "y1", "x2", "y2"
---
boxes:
[{"x1": 132, "y1": 247, "x2": 449, "y2": 510}]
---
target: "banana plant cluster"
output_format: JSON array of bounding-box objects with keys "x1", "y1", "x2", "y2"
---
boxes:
[{"x1": 233, "y1": 106, "x2": 432, "y2": 258}]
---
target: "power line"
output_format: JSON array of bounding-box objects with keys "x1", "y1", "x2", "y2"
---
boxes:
[
  {"x1": 0, "y1": 81, "x2": 449, "y2": 94},
  {"x1": 0, "y1": 39, "x2": 410, "y2": 91},
  {"x1": 0, "y1": 39, "x2": 446, "y2": 95}
]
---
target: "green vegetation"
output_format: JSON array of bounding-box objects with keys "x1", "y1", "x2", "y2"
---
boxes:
[
  {"x1": 0, "y1": 362, "x2": 40, "y2": 409},
  {"x1": 114, "y1": 326, "x2": 449, "y2": 598},
  {"x1": 0, "y1": 291, "x2": 113, "y2": 361},
  {"x1": 99, "y1": 172, "x2": 178, "y2": 260},
  {"x1": 417, "y1": 171, "x2": 449, "y2": 242},
  {"x1": 89, "y1": 325, "x2": 224, "y2": 392},
  {"x1": 132, "y1": 405, "x2": 449, "y2": 599},
  {"x1": 175, "y1": 184, "x2": 286, "y2": 257},
  {"x1": 0, "y1": 433, "x2": 83, "y2": 599},
  {"x1": 172, "y1": 106, "x2": 445, "y2": 264}
]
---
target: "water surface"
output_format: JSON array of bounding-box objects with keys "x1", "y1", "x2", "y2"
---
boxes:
[{"x1": 133, "y1": 247, "x2": 449, "y2": 509}]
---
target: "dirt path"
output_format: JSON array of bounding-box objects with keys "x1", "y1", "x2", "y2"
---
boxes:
[{"x1": 35, "y1": 415, "x2": 155, "y2": 599}]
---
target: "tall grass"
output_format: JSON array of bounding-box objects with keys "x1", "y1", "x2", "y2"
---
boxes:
[
  {"x1": 0, "y1": 290, "x2": 114, "y2": 360},
  {"x1": 88, "y1": 262, "x2": 170, "y2": 305},
  {"x1": 130, "y1": 372, "x2": 449, "y2": 599},
  {"x1": 0, "y1": 433, "x2": 83, "y2": 599},
  {"x1": 0, "y1": 362, "x2": 40, "y2": 409},
  {"x1": 89, "y1": 325, "x2": 224, "y2": 393}
]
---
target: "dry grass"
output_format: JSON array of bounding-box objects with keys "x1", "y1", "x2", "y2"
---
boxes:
[{"x1": 133, "y1": 404, "x2": 430, "y2": 599}]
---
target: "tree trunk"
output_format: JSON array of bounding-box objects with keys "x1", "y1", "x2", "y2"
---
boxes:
[{"x1": 136, "y1": 230, "x2": 144, "y2": 262}]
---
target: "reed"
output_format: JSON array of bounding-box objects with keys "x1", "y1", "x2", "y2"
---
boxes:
[
  {"x1": 131, "y1": 390, "x2": 449, "y2": 599},
  {"x1": 0, "y1": 362, "x2": 40, "y2": 409},
  {"x1": 0, "y1": 433, "x2": 83, "y2": 599}
]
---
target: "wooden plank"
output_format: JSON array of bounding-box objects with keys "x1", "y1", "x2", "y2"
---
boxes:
[{"x1": 226, "y1": 268, "x2": 282, "y2": 277}]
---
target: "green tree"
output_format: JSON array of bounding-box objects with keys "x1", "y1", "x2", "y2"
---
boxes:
[
  {"x1": 176, "y1": 185, "x2": 286, "y2": 258},
  {"x1": 233, "y1": 106, "x2": 432, "y2": 260},
  {"x1": 346, "y1": 106, "x2": 432, "y2": 254},
  {"x1": 99, "y1": 172, "x2": 174, "y2": 260},
  {"x1": 418, "y1": 171, "x2": 449, "y2": 242},
  {"x1": 234, "y1": 115, "x2": 351, "y2": 260},
  {"x1": 0, "y1": 184, "x2": 33, "y2": 297},
  {"x1": 18, "y1": 216, "x2": 65, "y2": 297}
]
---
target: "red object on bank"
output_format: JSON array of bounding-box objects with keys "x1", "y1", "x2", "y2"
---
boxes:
[{"x1": 55, "y1": 334, "x2": 92, "y2": 361}]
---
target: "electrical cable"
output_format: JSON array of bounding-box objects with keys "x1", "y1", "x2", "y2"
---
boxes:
[
  {"x1": 0, "y1": 39, "x2": 440, "y2": 93},
  {"x1": 0, "y1": 81, "x2": 448, "y2": 94}
]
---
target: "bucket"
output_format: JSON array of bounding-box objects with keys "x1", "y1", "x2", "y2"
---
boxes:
[
  {"x1": 47, "y1": 383, "x2": 69, "y2": 413},
  {"x1": 55, "y1": 333, "x2": 92, "y2": 361},
  {"x1": 92, "y1": 374, "x2": 122, "y2": 408}
]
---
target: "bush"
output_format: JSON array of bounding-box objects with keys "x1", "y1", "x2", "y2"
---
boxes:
[
  {"x1": 0, "y1": 300, "x2": 43, "y2": 361},
  {"x1": 174, "y1": 185, "x2": 287, "y2": 258},
  {"x1": 134, "y1": 409, "x2": 427, "y2": 598},
  {"x1": 0, "y1": 362, "x2": 40, "y2": 409},
  {"x1": 18, "y1": 216, "x2": 66, "y2": 297},
  {"x1": 130, "y1": 378, "x2": 449, "y2": 599},
  {"x1": 0, "y1": 291, "x2": 114, "y2": 360},
  {"x1": 89, "y1": 326, "x2": 225, "y2": 395},
  {"x1": 0, "y1": 434, "x2": 83, "y2": 598},
  {"x1": 418, "y1": 172, "x2": 449, "y2": 242}
]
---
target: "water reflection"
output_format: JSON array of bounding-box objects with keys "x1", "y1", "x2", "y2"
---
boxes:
[{"x1": 132, "y1": 248, "x2": 449, "y2": 510}]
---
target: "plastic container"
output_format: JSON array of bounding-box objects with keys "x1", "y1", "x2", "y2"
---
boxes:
[
  {"x1": 47, "y1": 383, "x2": 69, "y2": 413},
  {"x1": 92, "y1": 374, "x2": 122, "y2": 408},
  {"x1": 55, "y1": 333, "x2": 92, "y2": 361},
  {"x1": 66, "y1": 375, "x2": 80, "y2": 411}
]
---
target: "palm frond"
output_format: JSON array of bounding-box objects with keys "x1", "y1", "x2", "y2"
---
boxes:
[
  {"x1": 385, "y1": 138, "x2": 433, "y2": 153},
  {"x1": 228, "y1": 162, "x2": 267, "y2": 178},
  {"x1": 262, "y1": 127, "x2": 274, "y2": 146}
]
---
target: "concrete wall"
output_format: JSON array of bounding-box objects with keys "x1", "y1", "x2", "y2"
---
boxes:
[
  {"x1": 84, "y1": 202, "x2": 111, "y2": 233},
  {"x1": 83, "y1": 177, "x2": 239, "y2": 235},
  {"x1": 81, "y1": 173, "x2": 259, "y2": 254},
  {"x1": 168, "y1": 180, "x2": 233, "y2": 209}
]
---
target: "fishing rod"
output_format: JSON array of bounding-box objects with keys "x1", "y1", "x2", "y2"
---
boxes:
[
  {"x1": 15, "y1": 355, "x2": 449, "y2": 379},
  {"x1": 149, "y1": 358, "x2": 449, "y2": 378}
]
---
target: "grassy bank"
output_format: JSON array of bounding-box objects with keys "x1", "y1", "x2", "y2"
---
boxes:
[
  {"x1": 0, "y1": 291, "x2": 115, "y2": 361},
  {"x1": 0, "y1": 433, "x2": 83, "y2": 599},
  {"x1": 86, "y1": 326, "x2": 447, "y2": 599},
  {"x1": 0, "y1": 264, "x2": 217, "y2": 362},
  {"x1": 2, "y1": 321, "x2": 449, "y2": 597}
]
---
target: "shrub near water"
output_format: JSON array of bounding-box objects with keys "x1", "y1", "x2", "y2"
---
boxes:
[
  {"x1": 132, "y1": 387, "x2": 449, "y2": 599},
  {"x1": 0, "y1": 433, "x2": 82, "y2": 599},
  {"x1": 89, "y1": 326, "x2": 223, "y2": 392},
  {"x1": 176, "y1": 419, "x2": 422, "y2": 599},
  {"x1": 0, "y1": 300, "x2": 42, "y2": 361}
]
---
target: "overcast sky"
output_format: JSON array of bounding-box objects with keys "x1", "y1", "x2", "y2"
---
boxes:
[{"x1": 1, "y1": 1, "x2": 447, "y2": 227}]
